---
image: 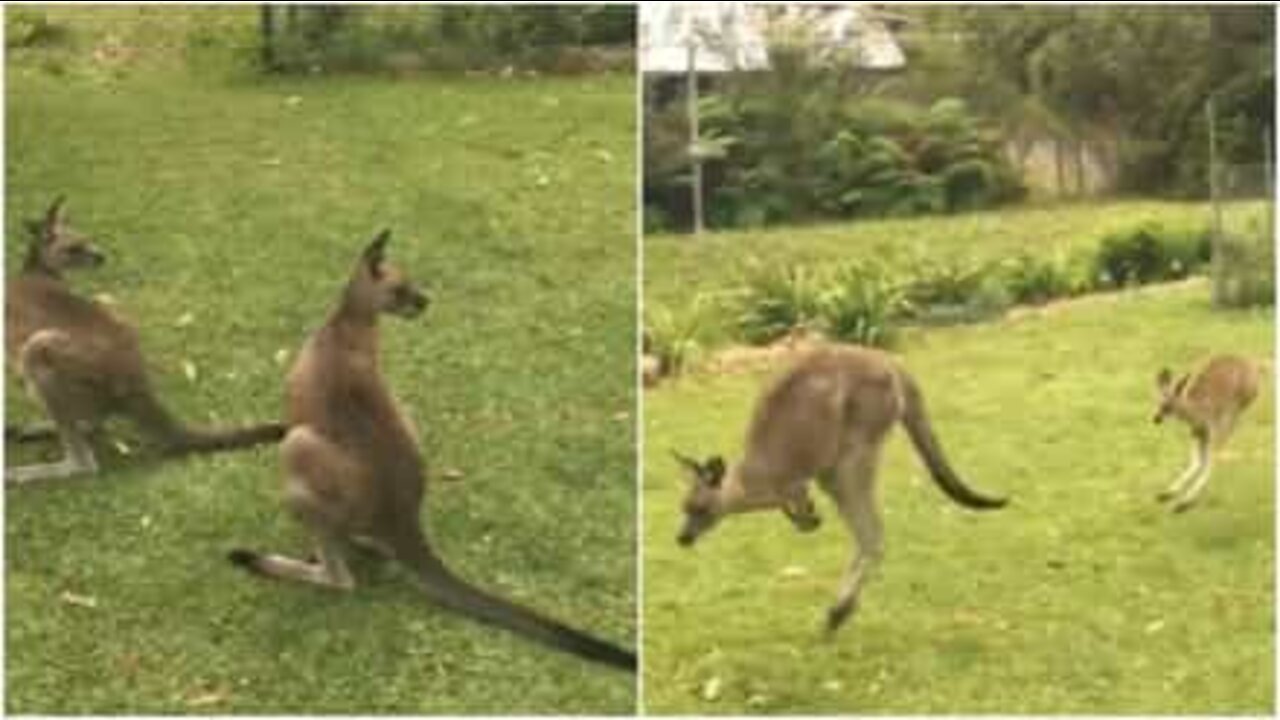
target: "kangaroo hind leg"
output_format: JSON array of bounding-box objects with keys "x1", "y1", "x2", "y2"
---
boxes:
[
  {"x1": 782, "y1": 486, "x2": 823, "y2": 533},
  {"x1": 1170, "y1": 430, "x2": 1213, "y2": 514},
  {"x1": 1156, "y1": 439, "x2": 1204, "y2": 502},
  {"x1": 7, "y1": 331, "x2": 99, "y2": 483},
  {"x1": 817, "y1": 438, "x2": 884, "y2": 636},
  {"x1": 228, "y1": 428, "x2": 356, "y2": 590}
]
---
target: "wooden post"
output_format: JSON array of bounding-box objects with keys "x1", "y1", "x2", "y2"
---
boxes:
[
  {"x1": 687, "y1": 41, "x2": 704, "y2": 235},
  {"x1": 260, "y1": 5, "x2": 277, "y2": 71},
  {"x1": 1054, "y1": 138, "x2": 1066, "y2": 198}
]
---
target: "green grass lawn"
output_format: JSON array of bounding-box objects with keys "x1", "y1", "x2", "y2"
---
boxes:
[
  {"x1": 645, "y1": 201, "x2": 1260, "y2": 311},
  {"x1": 643, "y1": 281, "x2": 1273, "y2": 714},
  {"x1": 6, "y1": 8, "x2": 635, "y2": 714}
]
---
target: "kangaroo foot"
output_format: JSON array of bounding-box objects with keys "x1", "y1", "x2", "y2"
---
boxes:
[
  {"x1": 824, "y1": 598, "x2": 859, "y2": 637},
  {"x1": 783, "y1": 496, "x2": 822, "y2": 533}
]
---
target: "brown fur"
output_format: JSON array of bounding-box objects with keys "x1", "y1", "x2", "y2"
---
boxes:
[
  {"x1": 674, "y1": 344, "x2": 1007, "y2": 633},
  {"x1": 1153, "y1": 354, "x2": 1261, "y2": 512},
  {"x1": 5, "y1": 197, "x2": 284, "y2": 483},
  {"x1": 227, "y1": 230, "x2": 635, "y2": 671}
]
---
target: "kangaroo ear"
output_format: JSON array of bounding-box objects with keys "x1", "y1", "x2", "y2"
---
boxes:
[
  {"x1": 362, "y1": 228, "x2": 391, "y2": 277},
  {"x1": 45, "y1": 195, "x2": 67, "y2": 228},
  {"x1": 1156, "y1": 367, "x2": 1172, "y2": 388},
  {"x1": 705, "y1": 455, "x2": 726, "y2": 486},
  {"x1": 671, "y1": 449, "x2": 701, "y2": 479},
  {"x1": 1172, "y1": 373, "x2": 1191, "y2": 395}
]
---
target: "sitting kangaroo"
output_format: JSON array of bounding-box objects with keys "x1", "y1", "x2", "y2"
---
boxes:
[
  {"x1": 673, "y1": 344, "x2": 1007, "y2": 634},
  {"x1": 228, "y1": 231, "x2": 635, "y2": 671},
  {"x1": 5, "y1": 197, "x2": 285, "y2": 483},
  {"x1": 1153, "y1": 354, "x2": 1261, "y2": 512}
]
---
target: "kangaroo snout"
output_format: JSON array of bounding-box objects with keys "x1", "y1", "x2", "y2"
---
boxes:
[
  {"x1": 393, "y1": 288, "x2": 430, "y2": 318},
  {"x1": 82, "y1": 245, "x2": 107, "y2": 267}
]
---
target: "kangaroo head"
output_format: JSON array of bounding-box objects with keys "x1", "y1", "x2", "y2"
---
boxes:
[
  {"x1": 672, "y1": 451, "x2": 727, "y2": 547},
  {"x1": 1153, "y1": 367, "x2": 1190, "y2": 424},
  {"x1": 346, "y1": 229, "x2": 430, "y2": 319},
  {"x1": 23, "y1": 196, "x2": 106, "y2": 276}
]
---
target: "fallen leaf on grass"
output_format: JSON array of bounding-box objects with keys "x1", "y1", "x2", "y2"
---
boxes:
[
  {"x1": 175, "y1": 311, "x2": 195, "y2": 327},
  {"x1": 1144, "y1": 619, "x2": 1166, "y2": 635},
  {"x1": 182, "y1": 360, "x2": 198, "y2": 382},
  {"x1": 185, "y1": 687, "x2": 230, "y2": 708},
  {"x1": 113, "y1": 439, "x2": 132, "y2": 456},
  {"x1": 822, "y1": 679, "x2": 844, "y2": 692},
  {"x1": 117, "y1": 652, "x2": 143, "y2": 675},
  {"x1": 701, "y1": 676, "x2": 722, "y2": 701},
  {"x1": 439, "y1": 467, "x2": 465, "y2": 482},
  {"x1": 780, "y1": 565, "x2": 808, "y2": 578},
  {"x1": 273, "y1": 348, "x2": 290, "y2": 366},
  {"x1": 60, "y1": 591, "x2": 97, "y2": 609}
]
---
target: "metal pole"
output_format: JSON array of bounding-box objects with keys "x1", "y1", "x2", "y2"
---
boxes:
[
  {"x1": 687, "y1": 41, "x2": 704, "y2": 235},
  {"x1": 1265, "y1": 126, "x2": 1274, "y2": 250},
  {"x1": 1207, "y1": 96, "x2": 1223, "y2": 304}
]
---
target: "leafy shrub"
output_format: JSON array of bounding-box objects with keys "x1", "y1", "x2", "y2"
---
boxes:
[
  {"x1": 998, "y1": 251, "x2": 1079, "y2": 305},
  {"x1": 645, "y1": 297, "x2": 714, "y2": 378},
  {"x1": 644, "y1": 38, "x2": 1026, "y2": 232},
  {"x1": 265, "y1": 5, "x2": 634, "y2": 74},
  {"x1": 735, "y1": 261, "x2": 823, "y2": 345},
  {"x1": 900, "y1": 254, "x2": 991, "y2": 308},
  {"x1": 818, "y1": 261, "x2": 908, "y2": 347},
  {"x1": 899, "y1": 254, "x2": 1015, "y2": 324},
  {"x1": 6, "y1": 9, "x2": 71, "y2": 49},
  {"x1": 1094, "y1": 224, "x2": 1210, "y2": 287}
]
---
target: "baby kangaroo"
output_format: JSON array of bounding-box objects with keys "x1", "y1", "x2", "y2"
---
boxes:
[
  {"x1": 5, "y1": 197, "x2": 284, "y2": 483},
  {"x1": 1153, "y1": 354, "x2": 1260, "y2": 513},
  {"x1": 673, "y1": 344, "x2": 1007, "y2": 634},
  {"x1": 228, "y1": 231, "x2": 635, "y2": 672}
]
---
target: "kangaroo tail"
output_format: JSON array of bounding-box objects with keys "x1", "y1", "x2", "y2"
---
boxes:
[
  {"x1": 393, "y1": 530, "x2": 636, "y2": 672},
  {"x1": 125, "y1": 391, "x2": 285, "y2": 455},
  {"x1": 897, "y1": 370, "x2": 1008, "y2": 510}
]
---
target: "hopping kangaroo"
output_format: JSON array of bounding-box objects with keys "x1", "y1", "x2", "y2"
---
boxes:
[
  {"x1": 5, "y1": 197, "x2": 285, "y2": 483},
  {"x1": 228, "y1": 231, "x2": 636, "y2": 671},
  {"x1": 673, "y1": 344, "x2": 1007, "y2": 634},
  {"x1": 1152, "y1": 354, "x2": 1260, "y2": 512}
]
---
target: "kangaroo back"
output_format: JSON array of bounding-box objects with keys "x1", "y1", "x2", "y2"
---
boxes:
[
  {"x1": 896, "y1": 370, "x2": 1007, "y2": 510},
  {"x1": 391, "y1": 527, "x2": 636, "y2": 671},
  {"x1": 124, "y1": 389, "x2": 285, "y2": 455}
]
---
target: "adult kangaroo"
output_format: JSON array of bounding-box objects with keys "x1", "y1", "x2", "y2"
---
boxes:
[
  {"x1": 673, "y1": 344, "x2": 1008, "y2": 634},
  {"x1": 5, "y1": 197, "x2": 284, "y2": 483},
  {"x1": 228, "y1": 230, "x2": 635, "y2": 671}
]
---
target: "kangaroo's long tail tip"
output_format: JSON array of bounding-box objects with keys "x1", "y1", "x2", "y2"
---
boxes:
[
  {"x1": 971, "y1": 494, "x2": 1010, "y2": 510},
  {"x1": 596, "y1": 645, "x2": 638, "y2": 672}
]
